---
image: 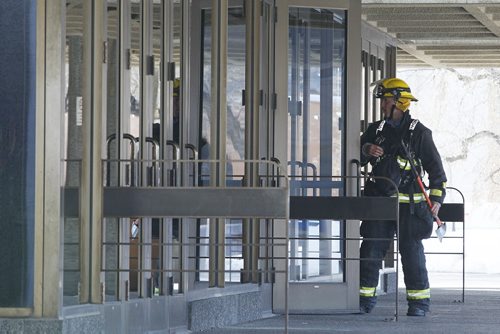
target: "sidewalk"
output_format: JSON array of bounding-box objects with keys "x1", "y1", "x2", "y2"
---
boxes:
[{"x1": 199, "y1": 273, "x2": 500, "y2": 333}]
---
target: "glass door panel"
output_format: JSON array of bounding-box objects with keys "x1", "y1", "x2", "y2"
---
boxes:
[
  {"x1": 274, "y1": 0, "x2": 361, "y2": 313},
  {"x1": 197, "y1": 1, "x2": 246, "y2": 284},
  {"x1": 288, "y1": 7, "x2": 346, "y2": 285}
]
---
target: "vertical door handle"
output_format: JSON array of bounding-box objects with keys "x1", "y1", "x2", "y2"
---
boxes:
[
  {"x1": 185, "y1": 143, "x2": 199, "y2": 186},
  {"x1": 350, "y1": 159, "x2": 361, "y2": 197}
]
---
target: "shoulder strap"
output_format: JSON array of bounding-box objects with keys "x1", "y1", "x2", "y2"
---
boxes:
[
  {"x1": 376, "y1": 120, "x2": 386, "y2": 134},
  {"x1": 377, "y1": 118, "x2": 417, "y2": 135},
  {"x1": 408, "y1": 119, "x2": 419, "y2": 145},
  {"x1": 409, "y1": 119, "x2": 419, "y2": 131}
]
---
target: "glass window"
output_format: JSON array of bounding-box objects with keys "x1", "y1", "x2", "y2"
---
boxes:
[{"x1": 0, "y1": 2, "x2": 36, "y2": 306}]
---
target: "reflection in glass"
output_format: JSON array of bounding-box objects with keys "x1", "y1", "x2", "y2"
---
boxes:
[{"x1": 63, "y1": 0, "x2": 84, "y2": 306}]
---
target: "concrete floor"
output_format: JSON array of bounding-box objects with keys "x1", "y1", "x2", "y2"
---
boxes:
[{"x1": 198, "y1": 285, "x2": 500, "y2": 333}]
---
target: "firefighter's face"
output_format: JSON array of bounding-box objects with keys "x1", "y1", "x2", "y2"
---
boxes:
[
  {"x1": 380, "y1": 97, "x2": 395, "y2": 116},
  {"x1": 381, "y1": 97, "x2": 404, "y2": 120}
]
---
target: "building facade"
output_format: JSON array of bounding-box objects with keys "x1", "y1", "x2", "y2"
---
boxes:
[{"x1": 0, "y1": 0, "x2": 397, "y2": 332}]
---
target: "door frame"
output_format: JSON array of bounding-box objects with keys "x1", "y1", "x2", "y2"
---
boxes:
[{"x1": 273, "y1": 0, "x2": 361, "y2": 313}]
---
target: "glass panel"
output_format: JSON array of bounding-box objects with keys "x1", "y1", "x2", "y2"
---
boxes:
[
  {"x1": 171, "y1": 0, "x2": 182, "y2": 294},
  {"x1": 225, "y1": 220, "x2": 243, "y2": 282},
  {"x1": 151, "y1": 0, "x2": 162, "y2": 298},
  {"x1": 130, "y1": 1, "x2": 141, "y2": 140},
  {"x1": 200, "y1": 5, "x2": 245, "y2": 162},
  {"x1": 197, "y1": 219, "x2": 210, "y2": 282},
  {"x1": 0, "y1": 0, "x2": 36, "y2": 307},
  {"x1": 128, "y1": 0, "x2": 142, "y2": 298},
  {"x1": 287, "y1": 7, "x2": 346, "y2": 283},
  {"x1": 198, "y1": 3, "x2": 246, "y2": 283},
  {"x1": 63, "y1": 0, "x2": 84, "y2": 306}
]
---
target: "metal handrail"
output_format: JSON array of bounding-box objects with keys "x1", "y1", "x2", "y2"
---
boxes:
[
  {"x1": 99, "y1": 158, "x2": 289, "y2": 310},
  {"x1": 424, "y1": 186, "x2": 466, "y2": 303}
]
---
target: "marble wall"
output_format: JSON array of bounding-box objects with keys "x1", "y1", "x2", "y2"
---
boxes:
[{"x1": 398, "y1": 68, "x2": 500, "y2": 273}]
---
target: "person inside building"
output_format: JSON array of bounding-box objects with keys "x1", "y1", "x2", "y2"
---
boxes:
[
  {"x1": 154, "y1": 78, "x2": 181, "y2": 145},
  {"x1": 359, "y1": 78, "x2": 447, "y2": 316}
]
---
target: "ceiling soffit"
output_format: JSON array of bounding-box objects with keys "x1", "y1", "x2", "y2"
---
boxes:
[{"x1": 362, "y1": 2, "x2": 500, "y2": 68}]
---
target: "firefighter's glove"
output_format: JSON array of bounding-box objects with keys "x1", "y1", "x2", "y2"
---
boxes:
[{"x1": 431, "y1": 201, "x2": 441, "y2": 218}]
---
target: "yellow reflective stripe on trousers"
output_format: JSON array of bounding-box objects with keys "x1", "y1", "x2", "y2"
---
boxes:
[
  {"x1": 407, "y1": 289, "x2": 430, "y2": 300},
  {"x1": 430, "y1": 189, "x2": 442, "y2": 197},
  {"x1": 360, "y1": 287, "x2": 376, "y2": 297},
  {"x1": 399, "y1": 193, "x2": 425, "y2": 203}
]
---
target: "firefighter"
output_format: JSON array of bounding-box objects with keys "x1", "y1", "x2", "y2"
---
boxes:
[{"x1": 359, "y1": 78, "x2": 447, "y2": 316}]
